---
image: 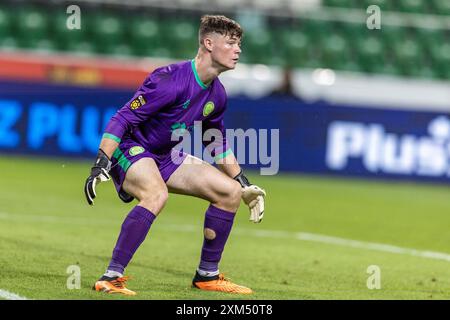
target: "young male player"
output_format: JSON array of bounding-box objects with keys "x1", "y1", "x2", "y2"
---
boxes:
[{"x1": 84, "y1": 15, "x2": 266, "y2": 295}]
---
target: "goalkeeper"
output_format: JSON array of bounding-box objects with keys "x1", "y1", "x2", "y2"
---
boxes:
[{"x1": 84, "y1": 15, "x2": 266, "y2": 296}]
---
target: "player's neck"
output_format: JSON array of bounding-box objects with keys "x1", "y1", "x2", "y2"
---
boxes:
[{"x1": 193, "y1": 55, "x2": 221, "y2": 86}]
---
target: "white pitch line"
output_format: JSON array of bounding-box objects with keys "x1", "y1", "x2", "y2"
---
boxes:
[
  {"x1": 226, "y1": 228, "x2": 450, "y2": 262},
  {"x1": 0, "y1": 289, "x2": 28, "y2": 300},
  {"x1": 1, "y1": 211, "x2": 450, "y2": 263},
  {"x1": 295, "y1": 232, "x2": 450, "y2": 262}
]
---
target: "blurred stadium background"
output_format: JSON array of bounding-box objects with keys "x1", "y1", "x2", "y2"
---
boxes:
[{"x1": 1, "y1": 0, "x2": 450, "y2": 300}]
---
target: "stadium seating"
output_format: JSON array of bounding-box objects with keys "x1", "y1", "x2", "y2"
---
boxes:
[
  {"x1": 0, "y1": 2, "x2": 448, "y2": 80},
  {"x1": 16, "y1": 7, "x2": 49, "y2": 49},
  {"x1": 325, "y1": 0, "x2": 449, "y2": 15}
]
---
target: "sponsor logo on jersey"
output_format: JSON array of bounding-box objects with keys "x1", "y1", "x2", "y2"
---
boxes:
[{"x1": 130, "y1": 95, "x2": 146, "y2": 110}]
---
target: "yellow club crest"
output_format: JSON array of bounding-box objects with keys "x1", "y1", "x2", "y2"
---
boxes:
[
  {"x1": 129, "y1": 146, "x2": 145, "y2": 156},
  {"x1": 203, "y1": 101, "x2": 215, "y2": 117}
]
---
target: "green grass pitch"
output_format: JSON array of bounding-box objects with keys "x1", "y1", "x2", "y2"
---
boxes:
[{"x1": 0, "y1": 155, "x2": 450, "y2": 300}]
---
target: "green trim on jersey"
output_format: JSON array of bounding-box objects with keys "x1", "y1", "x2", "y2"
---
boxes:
[
  {"x1": 103, "y1": 133, "x2": 121, "y2": 143},
  {"x1": 214, "y1": 148, "x2": 233, "y2": 161},
  {"x1": 191, "y1": 59, "x2": 209, "y2": 90},
  {"x1": 113, "y1": 148, "x2": 131, "y2": 172}
]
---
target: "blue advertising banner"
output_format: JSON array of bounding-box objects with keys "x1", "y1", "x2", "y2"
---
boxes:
[
  {"x1": 0, "y1": 81, "x2": 130, "y2": 156},
  {"x1": 1, "y1": 80, "x2": 450, "y2": 183}
]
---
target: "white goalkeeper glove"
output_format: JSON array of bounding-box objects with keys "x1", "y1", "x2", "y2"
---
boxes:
[
  {"x1": 84, "y1": 149, "x2": 112, "y2": 205},
  {"x1": 234, "y1": 170, "x2": 266, "y2": 223}
]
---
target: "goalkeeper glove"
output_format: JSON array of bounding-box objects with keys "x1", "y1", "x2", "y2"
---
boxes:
[
  {"x1": 234, "y1": 169, "x2": 266, "y2": 223},
  {"x1": 84, "y1": 149, "x2": 112, "y2": 205}
]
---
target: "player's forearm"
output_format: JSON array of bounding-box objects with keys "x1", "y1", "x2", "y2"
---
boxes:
[
  {"x1": 216, "y1": 153, "x2": 241, "y2": 178},
  {"x1": 99, "y1": 137, "x2": 119, "y2": 159}
]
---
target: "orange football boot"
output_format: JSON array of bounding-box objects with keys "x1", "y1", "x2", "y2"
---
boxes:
[
  {"x1": 93, "y1": 275, "x2": 136, "y2": 296},
  {"x1": 192, "y1": 272, "x2": 253, "y2": 294}
]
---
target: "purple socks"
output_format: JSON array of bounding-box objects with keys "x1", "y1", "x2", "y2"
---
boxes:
[
  {"x1": 106, "y1": 204, "x2": 235, "y2": 276},
  {"x1": 107, "y1": 206, "x2": 156, "y2": 274},
  {"x1": 198, "y1": 204, "x2": 236, "y2": 274}
]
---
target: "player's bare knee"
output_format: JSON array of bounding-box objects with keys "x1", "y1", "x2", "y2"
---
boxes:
[
  {"x1": 139, "y1": 187, "x2": 168, "y2": 215},
  {"x1": 216, "y1": 180, "x2": 241, "y2": 212},
  {"x1": 229, "y1": 181, "x2": 242, "y2": 209}
]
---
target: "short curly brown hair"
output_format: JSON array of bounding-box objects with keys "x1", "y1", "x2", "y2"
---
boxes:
[{"x1": 198, "y1": 15, "x2": 243, "y2": 46}]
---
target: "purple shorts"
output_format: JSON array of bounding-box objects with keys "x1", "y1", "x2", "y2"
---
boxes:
[{"x1": 109, "y1": 136, "x2": 187, "y2": 199}]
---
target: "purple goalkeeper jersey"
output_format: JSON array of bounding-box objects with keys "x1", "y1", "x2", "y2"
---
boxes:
[{"x1": 104, "y1": 59, "x2": 230, "y2": 158}]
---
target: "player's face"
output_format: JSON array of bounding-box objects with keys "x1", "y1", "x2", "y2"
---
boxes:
[{"x1": 211, "y1": 34, "x2": 242, "y2": 70}]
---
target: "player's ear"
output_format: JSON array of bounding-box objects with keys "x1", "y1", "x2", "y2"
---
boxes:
[{"x1": 203, "y1": 36, "x2": 213, "y2": 52}]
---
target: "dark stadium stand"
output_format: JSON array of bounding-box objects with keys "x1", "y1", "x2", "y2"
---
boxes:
[{"x1": 0, "y1": 1, "x2": 448, "y2": 79}]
